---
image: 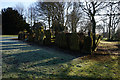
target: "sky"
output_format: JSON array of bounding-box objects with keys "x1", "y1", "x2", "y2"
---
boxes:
[
  {"x1": 0, "y1": 0, "x2": 119, "y2": 33},
  {"x1": 0, "y1": 0, "x2": 38, "y2": 12}
]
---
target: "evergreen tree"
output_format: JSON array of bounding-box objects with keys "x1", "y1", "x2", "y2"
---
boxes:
[{"x1": 2, "y1": 7, "x2": 29, "y2": 35}]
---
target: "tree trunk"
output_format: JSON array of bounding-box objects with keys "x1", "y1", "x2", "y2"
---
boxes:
[
  {"x1": 48, "y1": 15, "x2": 50, "y2": 30},
  {"x1": 72, "y1": 20, "x2": 74, "y2": 33},
  {"x1": 30, "y1": 8, "x2": 32, "y2": 27},
  {"x1": 92, "y1": 16, "x2": 96, "y2": 51},
  {"x1": 75, "y1": 27, "x2": 77, "y2": 33},
  {"x1": 52, "y1": 16, "x2": 54, "y2": 33},
  {"x1": 103, "y1": 28, "x2": 105, "y2": 37},
  {"x1": 108, "y1": 15, "x2": 111, "y2": 40}
]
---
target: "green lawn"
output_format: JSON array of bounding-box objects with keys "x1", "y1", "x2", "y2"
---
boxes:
[
  {"x1": 1, "y1": 35, "x2": 120, "y2": 79},
  {"x1": 1, "y1": 35, "x2": 18, "y2": 37}
]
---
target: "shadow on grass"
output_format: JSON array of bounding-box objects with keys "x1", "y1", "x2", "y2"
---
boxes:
[
  {"x1": 2, "y1": 36, "x2": 77, "y2": 66},
  {"x1": 2, "y1": 64, "x2": 119, "y2": 80},
  {"x1": 116, "y1": 44, "x2": 120, "y2": 50},
  {"x1": 3, "y1": 60, "x2": 119, "y2": 80},
  {"x1": 2, "y1": 37, "x2": 77, "y2": 77},
  {"x1": 2, "y1": 47, "x2": 19, "y2": 50},
  {"x1": 2, "y1": 36, "x2": 119, "y2": 79},
  {"x1": 95, "y1": 41, "x2": 120, "y2": 56},
  {"x1": 3, "y1": 48, "x2": 75, "y2": 66}
]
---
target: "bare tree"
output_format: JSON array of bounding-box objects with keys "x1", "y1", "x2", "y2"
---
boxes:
[
  {"x1": 52, "y1": 2, "x2": 65, "y2": 32},
  {"x1": 99, "y1": 17, "x2": 108, "y2": 36},
  {"x1": 80, "y1": 1, "x2": 108, "y2": 51},
  {"x1": 67, "y1": 2, "x2": 82, "y2": 33},
  {"x1": 28, "y1": 3, "x2": 37, "y2": 27},
  {"x1": 110, "y1": 2, "x2": 120, "y2": 39},
  {"x1": 36, "y1": 2, "x2": 66, "y2": 32},
  {"x1": 64, "y1": 2, "x2": 72, "y2": 32},
  {"x1": 14, "y1": 3, "x2": 24, "y2": 16},
  {"x1": 36, "y1": 2, "x2": 53, "y2": 29}
]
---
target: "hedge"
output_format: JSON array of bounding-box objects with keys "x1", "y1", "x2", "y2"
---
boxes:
[
  {"x1": 18, "y1": 29, "x2": 101, "y2": 54},
  {"x1": 38, "y1": 31, "x2": 45, "y2": 45},
  {"x1": 55, "y1": 33, "x2": 68, "y2": 49},
  {"x1": 44, "y1": 30, "x2": 51, "y2": 45},
  {"x1": 82, "y1": 34, "x2": 93, "y2": 54},
  {"x1": 78, "y1": 33, "x2": 85, "y2": 52},
  {"x1": 69, "y1": 33, "x2": 80, "y2": 51},
  {"x1": 34, "y1": 29, "x2": 40, "y2": 43}
]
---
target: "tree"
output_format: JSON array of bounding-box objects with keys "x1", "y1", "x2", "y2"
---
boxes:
[
  {"x1": 78, "y1": 21, "x2": 92, "y2": 33},
  {"x1": 80, "y1": 1, "x2": 108, "y2": 51},
  {"x1": 36, "y1": 2, "x2": 65, "y2": 33},
  {"x1": 64, "y1": 2, "x2": 72, "y2": 32},
  {"x1": 14, "y1": 3, "x2": 28, "y2": 23},
  {"x1": 14, "y1": 3, "x2": 25, "y2": 16},
  {"x1": 28, "y1": 4, "x2": 38, "y2": 27},
  {"x1": 94, "y1": 1, "x2": 120, "y2": 40},
  {"x1": 109, "y1": 2, "x2": 120, "y2": 40},
  {"x1": 2, "y1": 7, "x2": 29, "y2": 35},
  {"x1": 66, "y1": 2, "x2": 82, "y2": 33},
  {"x1": 51, "y1": 2, "x2": 65, "y2": 33},
  {"x1": 36, "y1": 2, "x2": 52, "y2": 29},
  {"x1": 115, "y1": 28, "x2": 120, "y2": 40}
]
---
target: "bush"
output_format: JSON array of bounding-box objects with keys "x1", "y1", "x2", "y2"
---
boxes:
[
  {"x1": 23, "y1": 29, "x2": 28, "y2": 40},
  {"x1": 69, "y1": 33, "x2": 80, "y2": 51},
  {"x1": 18, "y1": 31, "x2": 23, "y2": 40},
  {"x1": 77, "y1": 33, "x2": 85, "y2": 51},
  {"x1": 55, "y1": 33, "x2": 68, "y2": 48},
  {"x1": 55, "y1": 33, "x2": 60, "y2": 46},
  {"x1": 66, "y1": 33, "x2": 72, "y2": 49},
  {"x1": 44, "y1": 30, "x2": 51, "y2": 38},
  {"x1": 38, "y1": 30, "x2": 45, "y2": 45},
  {"x1": 18, "y1": 29, "x2": 28, "y2": 40},
  {"x1": 28, "y1": 33, "x2": 33, "y2": 42},
  {"x1": 82, "y1": 34, "x2": 93, "y2": 54},
  {"x1": 28, "y1": 30, "x2": 34, "y2": 42},
  {"x1": 44, "y1": 30, "x2": 51, "y2": 45},
  {"x1": 34, "y1": 29, "x2": 40, "y2": 43}
]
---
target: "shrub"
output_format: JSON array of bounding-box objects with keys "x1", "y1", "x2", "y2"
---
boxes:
[
  {"x1": 18, "y1": 30, "x2": 27, "y2": 40},
  {"x1": 18, "y1": 31, "x2": 23, "y2": 40},
  {"x1": 55, "y1": 33, "x2": 68, "y2": 48},
  {"x1": 78, "y1": 33, "x2": 85, "y2": 51},
  {"x1": 44, "y1": 30, "x2": 51, "y2": 39},
  {"x1": 24, "y1": 33, "x2": 29, "y2": 41},
  {"x1": 22, "y1": 29, "x2": 28, "y2": 40},
  {"x1": 66, "y1": 33, "x2": 72, "y2": 49},
  {"x1": 28, "y1": 30, "x2": 33, "y2": 42},
  {"x1": 69, "y1": 33, "x2": 80, "y2": 51},
  {"x1": 38, "y1": 30, "x2": 45, "y2": 45},
  {"x1": 55, "y1": 33, "x2": 60, "y2": 46},
  {"x1": 34, "y1": 29, "x2": 40, "y2": 43},
  {"x1": 44, "y1": 30, "x2": 51, "y2": 45},
  {"x1": 28, "y1": 33, "x2": 33, "y2": 42},
  {"x1": 82, "y1": 34, "x2": 93, "y2": 54}
]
